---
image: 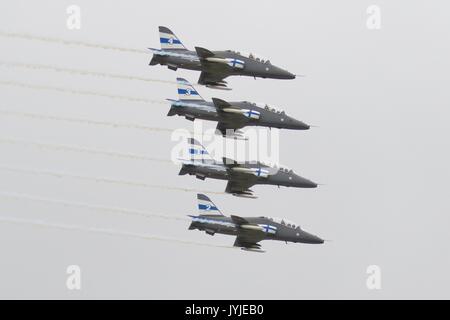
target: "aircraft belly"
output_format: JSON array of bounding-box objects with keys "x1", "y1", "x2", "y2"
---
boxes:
[
  {"x1": 161, "y1": 57, "x2": 202, "y2": 70},
  {"x1": 193, "y1": 222, "x2": 238, "y2": 236},
  {"x1": 201, "y1": 114, "x2": 220, "y2": 122},
  {"x1": 218, "y1": 228, "x2": 238, "y2": 236},
  {"x1": 193, "y1": 167, "x2": 227, "y2": 180},
  {"x1": 208, "y1": 172, "x2": 228, "y2": 180},
  {"x1": 186, "y1": 108, "x2": 218, "y2": 121}
]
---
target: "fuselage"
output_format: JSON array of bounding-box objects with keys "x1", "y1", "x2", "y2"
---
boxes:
[
  {"x1": 180, "y1": 161, "x2": 318, "y2": 189},
  {"x1": 168, "y1": 100, "x2": 310, "y2": 130},
  {"x1": 151, "y1": 49, "x2": 296, "y2": 80},
  {"x1": 188, "y1": 215, "x2": 324, "y2": 244}
]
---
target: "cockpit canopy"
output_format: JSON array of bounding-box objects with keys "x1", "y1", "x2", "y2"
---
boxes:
[
  {"x1": 227, "y1": 50, "x2": 271, "y2": 64},
  {"x1": 250, "y1": 102, "x2": 285, "y2": 114},
  {"x1": 276, "y1": 165, "x2": 293, "y2": 174},
  {"x1": 256, "y1": 162, "x2": 293, "y2": 174},
  {"x1": 263, "y1": 216, "x2": 300, "y2": 229},
  {"x1": 263, "y1": 103, "x2": 285, "y2": 115}
]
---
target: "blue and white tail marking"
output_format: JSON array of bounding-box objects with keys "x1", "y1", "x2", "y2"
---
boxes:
[
  {"x1": 159, "y1": 26, "x2": 187, "y2": 50},
  {"x1": 177, "y1": 78, "x2": 204, "y2": 101},
  {"x1": 188, "y1": 138, "x2": 213, "y2": 162},
  {"x1": 197, "y1": 194, "x2": 224, "y2": 216}
]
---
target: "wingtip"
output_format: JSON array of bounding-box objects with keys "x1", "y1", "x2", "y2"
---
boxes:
[
  {"x1": 158, "y1": 26, "x2": 171, "y2": 32},
  {"x1": 176, "y1": 77, "x2": 190, "y2": 84}
]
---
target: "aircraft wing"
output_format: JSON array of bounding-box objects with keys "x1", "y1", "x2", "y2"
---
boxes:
[
  {"x1": 230, "y1": 215, "x2": 271, "y2": 251},
  {"x1": 198, "y1": 70, "x2": 230, "y2": 88},
  {"x1": 212, "y1": 98, "x2": 250, "y2": 133},
  {"x1": 216, "y1": 121, "x2": 246, "y2": 136},
  {"x1": 233, "y1": 232, "x2": 266, "y2": 252},
  {"x1": 225, "y1": 179, "x2": 257, "y2": 197},
  {"x1": 195, "y1": 46, "x2": 246, "y2": 89}
]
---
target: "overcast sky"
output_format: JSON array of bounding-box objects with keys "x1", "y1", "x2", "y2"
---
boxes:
[{"x1": 0, "y1": 0, "x2": 449, "y2": 299}]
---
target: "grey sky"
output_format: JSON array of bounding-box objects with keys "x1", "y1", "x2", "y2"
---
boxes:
[{"x1": 0, "y1": 0, "x2": 449, "y2": 299}]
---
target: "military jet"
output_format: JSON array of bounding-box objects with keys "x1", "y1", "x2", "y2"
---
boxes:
[
  {"x1": 167, "y1": 77, "x2": 310, "y2": 138},
  {"x1": 189, "y1": 194, "x2": 324, "y2": 252},
  {"x1": 149, "y1": 26, "x2": 297, "y2": 90},
  {"x1": 179, "y1": 138, "x2": 317, "y2": 198}
]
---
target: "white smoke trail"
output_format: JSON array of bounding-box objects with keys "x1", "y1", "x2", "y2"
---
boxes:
[
  {"x1": 0, "y1": 31, "x2": 148, "y2": 54},
  {"x1": 0, "y1": 191, "x2": 188, "y2": 222},
  {"x1": 0, "y1": 137, "x2": 172, "y2": 164},
  {"x1": 0, "y1": 80, "x2": 167, "y2": 105},
  {"x1": 0, "y1": 216, "x2": 235, "y2": 249},
  {"x1": 0, "y1": 109, "x2": 214, "y2": 139},
  {"x1": 0, "y1": 109, "x2": 174, "y2": 133},
  {"x1": 0, "y1": 61, "x2": 176, "y2": 85},
  {"x1": 0, "y1": 165, "x2": 226, "y2": 195}
]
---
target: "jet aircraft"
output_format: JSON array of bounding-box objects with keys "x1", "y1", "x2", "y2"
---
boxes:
[
  {"x1": 189, "y1": 194, "x2": 324, "y2": 252},
  {"x1": 179, "y1": 138, "x2": 318, "y2": 198},
  {"x1": 167, "y1": 78, "x2": 310, "y2": 138},
  {"x1": 149, "y1": 26, "x2": 297, "y2": 90}
]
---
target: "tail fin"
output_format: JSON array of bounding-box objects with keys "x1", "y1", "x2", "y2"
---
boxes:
[
  {"x1": 188, "y1": 138, "x2": 213, "y2": 162},
  {"x1": 159, "y1": 26, "x2": 187, "y2": 50},
  {"x1": 197, "y1": 194, "x2": 224, "y2": 216},
  {"x1": 177, "y1": 78, "x2": 204, "y2": 101}
]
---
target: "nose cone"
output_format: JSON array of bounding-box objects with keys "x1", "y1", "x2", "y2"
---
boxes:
[
  {"x1": 270, "y1": 66, "x2": 296, "y2": 79},
  {"x1": 297, "y1": 230, "x2": 324, "y2": 244},
  {"x1": 291, "y1": 174, "x2": 318, "y2": 188},
  {"x1": 282, "y1": 70, "x2": 296, "y2": 80},
  {"x1": 288, "y1": 118, "x2": 310, "y2": 130}
]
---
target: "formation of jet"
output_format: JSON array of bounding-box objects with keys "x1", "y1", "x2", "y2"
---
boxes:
[
  {"x1": 167, "y1": 77, "x2": 310, "y2": 138},
  {"x1": 179, "y1": 138, "x2": 317, "y2": 198},
  {"x1": 149, "y1": 26, "x2": 297, "y2": 90},
  {"x1": 189, "y1": 194, "x2": 324, "y2": 252},
  {"x1": 148, "y1": 26, "x2": 324, "y2": 251}
]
